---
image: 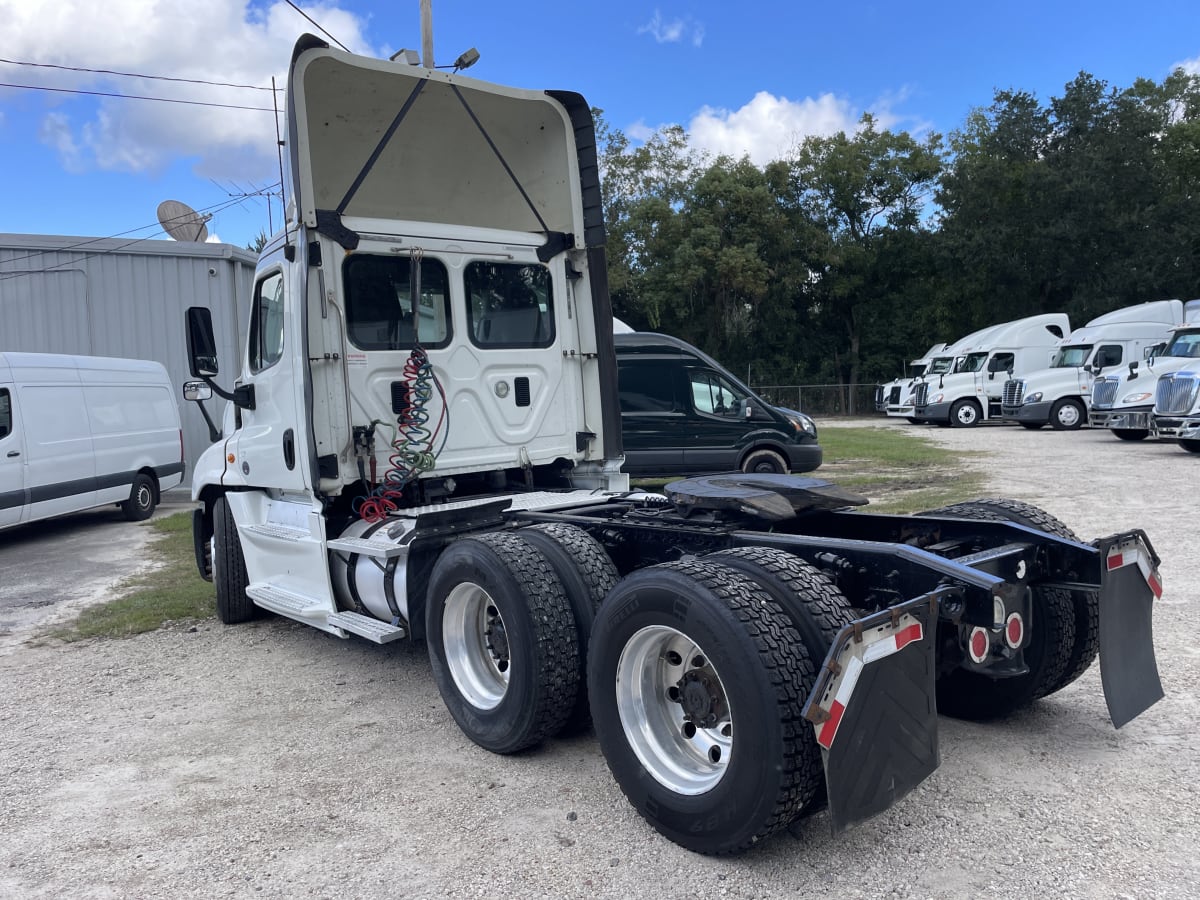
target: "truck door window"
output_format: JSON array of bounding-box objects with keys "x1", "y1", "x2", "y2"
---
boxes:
[
  {"x1": 344, "y1": 255, "x2": 451, "y2": 351},
  {"x1": 249, "y1": 271, "x2": 285, "y2": 373},
  {"x1": 465, "y1": 262, "x2": 554, "y2": 348},
  {"x1": 963, "y1": 352, "x2": 989, "y2": 373},
  {"x1": 0, "y1": 389, "x2": 10, "y2": 439},
  {"x1": 1094, "y1": 345, "x2": 1122, "y2": 368},
  {"x1": 690, "y1": 371, "x2": 747, "y2": 417},
  {"x1": 987, "y1": 352, "x2": 1014, "y2": 373}
]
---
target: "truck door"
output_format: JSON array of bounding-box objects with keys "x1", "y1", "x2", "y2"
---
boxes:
[
  {"x1": 0, "y1": 387, "x2": 25, "y2": 528},
  {"x1": 228, "y1": 265, "x2": 308, "y2": 492}
]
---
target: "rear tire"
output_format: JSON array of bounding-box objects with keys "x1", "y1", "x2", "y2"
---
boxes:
[
  {"x1": 588, "y1": 560, "x2": 820, "y2": 855},
  {"x1": 513, "y1": 523, "x2": 618, "y2": 735},
  {"x1": 1180, "y1": 439, "x2": 1200, "y2": 454},
  {"x1": 916, "y1": 498, "x2": 1097, "y2": 715},
  {"x1": 121, "y1": 473, "x2": 157, "y2": 521},
  {"x1": 1112, "y1": 428, "x2": 1149, "y2": 441},
  {"x1": 213, "y1": 496, "x2": 255, "y2": 624},
  {"x1": 1049, "y1": 398, "x2": 1085, "y2": 430},
  {"x1": 426, "y1": 533, "x2": 579, "y2": 754},
  {"x1": 741, "y1": 448, "x2": 788, "y2": 474}
]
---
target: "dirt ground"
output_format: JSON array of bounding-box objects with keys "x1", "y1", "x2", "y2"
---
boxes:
[{"x1": 0, "y1": 422, "x2": 1196, "y2": 899}]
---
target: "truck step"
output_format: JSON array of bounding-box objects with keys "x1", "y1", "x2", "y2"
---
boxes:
[
  {"x1": 246, "y1": 583, "x2": 325, "y2": 618},
  {"x1": 243, "y1": 523, "x2": 310, "y2": 542},
  {"x1": 327, "y1": 610, "x2": 407, "y2": 643},
  {"x1": 327, "y1": 536, "x2": 407, "y2": 559}
]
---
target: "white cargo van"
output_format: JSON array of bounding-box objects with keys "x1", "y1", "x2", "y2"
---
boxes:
[{"x1": 0, "y1": 352, "x2": 184, "y2": 530}]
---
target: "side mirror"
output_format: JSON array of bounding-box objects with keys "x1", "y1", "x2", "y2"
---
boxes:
[
  {"x1": 182, "y1": 381, "x2": 212, "y2": 402},
  {"x1": 186, "y1": 307, "x2": 219, "y2": 377},
  {"x1": 744, "y1": 403, "x2": 753, "y2": 420},
  {"x1": 1128, "y1": 360, "x2": 1139, "y2": 380}
]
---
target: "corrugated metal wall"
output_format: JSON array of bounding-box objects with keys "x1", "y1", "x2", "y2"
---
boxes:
[{"x1": 0, "y1": 234, "x2": 258, "y2": 486}]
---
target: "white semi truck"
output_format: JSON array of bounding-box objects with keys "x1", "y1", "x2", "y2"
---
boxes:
[
  {"x1": 1090, "y1": 322, "x2": 1200, "y2": 441},
  {"x1": 181, "y1": 36, "x2": 1165, "y2": 855},
  {"x1": 874, "y1": 343, "x2": 946, "y2": 419},
  {"x1": 1150, "y1": 327, "x2": 1200, "y2": 453},
  {"x1": 912, "y1": 314, "x2": 1069, "y2": 427},
  {"x1": 1000, "y1": 300, "x2": 1184, "y2": 430}
]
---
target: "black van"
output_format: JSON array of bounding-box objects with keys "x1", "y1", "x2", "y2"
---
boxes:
[{"x1": 614, "y1": 332, "x2": 822, "y2": 477}]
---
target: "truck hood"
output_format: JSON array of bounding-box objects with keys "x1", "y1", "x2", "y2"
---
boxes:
[
  {"x1": 285, "y1": 35, "x2": 587, "y2": 249},
  {"x1": 1014, "y1": 367, "x2": 1093, "y2": 394}
]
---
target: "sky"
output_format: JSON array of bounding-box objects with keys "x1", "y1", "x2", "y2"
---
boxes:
[{"x1": 2, "y1": 0, "x2": 1200, "y2": 250}]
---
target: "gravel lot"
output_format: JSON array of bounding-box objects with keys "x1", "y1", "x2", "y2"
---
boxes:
[{"x1": 1, "y1": 422, "x2": 1196, "y2": 899}]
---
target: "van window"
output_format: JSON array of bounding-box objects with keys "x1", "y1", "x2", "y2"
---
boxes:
[
  {"x1": 0, "y1": 389, "x2": 10, "y2": 439},
  {"x1": 344, "y1": 254, "x2": 451, "y2": 350},
  {"x1": 250, "y1": 272, "x2": 285, "y2": 373},
  {"x1": 689, "y1": 370, "x2": 748, "y2": 418},
  {"x1": 619, "y1": 361, "x2": 681, "y2": 412},
  {"x1": 466, "y1": 261, "x2": 554, "y2": 348}
]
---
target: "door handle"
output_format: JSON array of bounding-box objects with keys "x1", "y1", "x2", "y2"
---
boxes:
[{"x1": 6, "y1": 451, "x2": 18, "y2": 458}]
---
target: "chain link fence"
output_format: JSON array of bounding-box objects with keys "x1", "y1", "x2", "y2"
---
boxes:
[{"x1": 752, "y1": 384, "x2": 881, "y2": 417}]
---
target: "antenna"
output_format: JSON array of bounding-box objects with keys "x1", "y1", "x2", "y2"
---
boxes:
[{"x1": 157, "y1": 199, "x2": 212, "y2": 242}]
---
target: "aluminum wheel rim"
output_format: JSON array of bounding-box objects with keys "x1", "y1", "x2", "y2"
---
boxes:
[
  {"x1": 443, "y1": 582, "x2": 510, "y2": 710},
  {"x1": 1057, "y1": 404, "x2": 1080, "y2": 428},
  {"x1": 616, "y1": 625, "x2": 732, "y2": 795}
]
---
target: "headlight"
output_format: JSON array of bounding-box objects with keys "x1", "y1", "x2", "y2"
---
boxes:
[
  {"x1": 1023, "y1": 392, "x2": 1042, "y2": 403},
  {"x1": 786, "y1": 413, "x2": 817, "y2": 437},
  {"x1": 1121, "y1": 392, "x2": 1152, "y2": 403},
  {"x1": 931, "y1": 393, "x2": 944, "y2": 404}
]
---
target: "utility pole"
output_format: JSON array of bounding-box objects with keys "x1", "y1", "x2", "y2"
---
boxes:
[{"x1": 420, "y1": 0, "x2": 434, "y2": 68}]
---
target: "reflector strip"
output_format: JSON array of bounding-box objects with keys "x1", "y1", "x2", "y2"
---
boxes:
[
  {"x1": 863, "y1": 622, "x2": 925, "y2": 663},
  {"x1": 1108, "y1": 543, "x2": 1163, "y2": 599},
  {"x1": 1136, "y1": 555, "x2": 1164, "y2": 599},
  {"x1": 1107, "y1": 551, "x2": 1126, "y2": 571},
  {"x1": 817, "y1": 656, "x2": 863, "y2": 750}
]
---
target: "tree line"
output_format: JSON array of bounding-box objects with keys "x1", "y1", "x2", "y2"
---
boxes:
[{"x1": 598, "y1": 69, "x2": 1200, "y2": 395}]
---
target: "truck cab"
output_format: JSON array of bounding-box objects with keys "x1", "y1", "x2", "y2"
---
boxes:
[
  {"x1": 876, "y1": 342, "x2": 946, "y2": 419},
  {"x1": 1001, "y1": 300, "x2": 1183, "y2": 430},
  {"x1": 1090, "y1": 324, "x2": 1200, "y2": 441}
]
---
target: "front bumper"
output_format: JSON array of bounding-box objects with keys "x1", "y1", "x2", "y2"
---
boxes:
[
  {"x1": 912, "y1": 401, "x2": 952, "y2": 422},
  {"x1": 1089, "y1": 405, "x2": 1153, "y2": 430},
  {"x1": 1001, "y1": 401, "x2": 1052, "y2": 424},
  {"x1": 1153, "y1": 415, "x2": 1200, "y2": 438},
  {"x1": 784, "y1": 442, "x2": 823, "y2": 473}
]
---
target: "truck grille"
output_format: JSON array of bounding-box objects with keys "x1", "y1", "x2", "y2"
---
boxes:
[
  {"x1": 889, "y1": 385, "x2": 901, "y2": 404},
  {"x1": 913, "y1": 382, "x2": 929, "y2": 408},
  {"x1": 1002, "y1": 379, "x2": 1025, "y2": 407},
  {"x1": 874, "y1": 385, "x2": 884, "y2": 410},
  {"x1": 1155, "y1": 372, "x2": 1200, "y2": 415},
  {"x1": 1091, "y1": 378, "x2": 1119, "y2": 410}
]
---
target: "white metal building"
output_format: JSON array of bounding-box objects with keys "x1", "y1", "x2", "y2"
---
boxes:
[{"x1": 0, "y1": 233, "x2": 257, "y2": 484}]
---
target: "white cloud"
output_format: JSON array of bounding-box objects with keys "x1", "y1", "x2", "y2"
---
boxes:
[
  {"x1": 687, "y1": 91, "x2": 860, "y2": 164},
  {"x1": 1175, "y1": 55, "x2": 1200, "y2": 75},
  {"x1": 638, "y1": 9, "x2": 704, "y2": 47},
  {"x1": 0, "y1": 1, "x2": 376, "y2": 179}
]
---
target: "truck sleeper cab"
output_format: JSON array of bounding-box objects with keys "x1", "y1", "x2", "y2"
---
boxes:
[{"x1": 183, "y1": 36, "x2": 1166, "y2": 857}]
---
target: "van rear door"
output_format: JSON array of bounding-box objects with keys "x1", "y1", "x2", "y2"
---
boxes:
[{"x1": 0, "y1": 385, "x2": 25, "y2": 528}]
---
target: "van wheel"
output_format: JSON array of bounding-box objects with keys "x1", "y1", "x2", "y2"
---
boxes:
[
  {"x1": 213, "y1": 495, "x2": 256, "y2": 624},
  {"x1": 587, "y1": 560, "x2": 819, "y2": 855},
  {"x1": 742, "y1": 448, "x2": 788, "y2": 474},
  {"x1": 426, "y1": 532, "x2": 579, "y2": 754},
  {"x1": 1181, "y1": 440, "x2": 1200, "y2": 454},
  {"x1": 513, "y1": 523, "x2": 618, "y2": 735},
  {"x1": 1049, "y1": 398, "x2": 1085, "y2": 430},
  {"x1": 121, "y1": 473, "x2": 157, "y2": 521},
  {"x1": 1112, "y1": 429, "x2": 1149, "y2": 441}
]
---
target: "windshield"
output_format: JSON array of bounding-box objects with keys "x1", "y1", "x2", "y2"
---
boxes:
[
  {"x1": 962, "y1": 352, "x2": 990, "y2": 373},
  {"x1": 1163, "y1": 330, "x2": 1200, "y2": 359},
  {"x1": 927, "y1": 356, "x2": 954, "y2": 375},
  {"x1": 1050, "y1": 344, "x2": 1093, "y2": 368}
]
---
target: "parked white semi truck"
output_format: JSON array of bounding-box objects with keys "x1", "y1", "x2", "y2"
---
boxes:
[
  {"x1": 1150, "y1": 327, "x2": 1200, "y2": 453},
  {"x1": 181, "y1": 36, "x2": 1165, "y2": 855},
  {"x1": 1001, "y1": 300, "x2": 1184, "y2": 430},
  {"x1": 874, "y1": 343, "x2": 946, "y2": 418},
  {"x1": 1090, "y1": 323, "x2": 1200, "y2": 441},
  {"x1": 887, "y1": 325, "x2": 1008, "y2": 422},
  {"x1": 912, "y1": 314, "x2": 1069, "y2": 427}
]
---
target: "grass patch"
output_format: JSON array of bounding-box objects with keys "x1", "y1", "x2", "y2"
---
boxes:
[
  {"x1": 51, "y1": 512, "x2": 215, "y2": 642},
  {"x1": 55, "y1": 425, "x2": 986, "y2": 641}
]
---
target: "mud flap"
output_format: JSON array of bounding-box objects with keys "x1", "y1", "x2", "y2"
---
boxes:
[
  {"x1": 1097, "y1": 533, "x2": 1164, "y2": 728},
  {"x1": 803, "y1": 593, "x2": 941, "y2": 833}
]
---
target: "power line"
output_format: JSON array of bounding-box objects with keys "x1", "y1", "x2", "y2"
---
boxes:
[
  {"x1": 0, "y1": 81, "x2": 275, "y2": 111},
  {"x1": 0, "y1": 57, "x2": 278, "y2": 92},
  {"x1": 284, "y1": 0, "x2": 351, "y2": 52}
]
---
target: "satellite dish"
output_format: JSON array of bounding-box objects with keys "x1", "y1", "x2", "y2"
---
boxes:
[{"x1": 157, "y1": 200, "x2": 211, "y2": 242}]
